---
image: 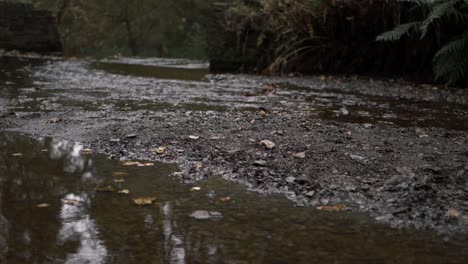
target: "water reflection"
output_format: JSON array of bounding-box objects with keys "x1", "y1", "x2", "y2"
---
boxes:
[{"x1": 1, "y1": 132, "x2": 468, "y2": 263}]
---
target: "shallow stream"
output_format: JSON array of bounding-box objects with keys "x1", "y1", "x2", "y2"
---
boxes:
[{"x1": 1, "y1": 132, "x2": 468, "y2": 263}]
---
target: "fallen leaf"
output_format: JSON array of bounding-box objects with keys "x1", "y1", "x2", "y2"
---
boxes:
[
  {"x1": 62, "y1": 199, "x2": 81, "y2": 205},
  {"x1": 36, "y1": 203, "x2": 50, "y2": 208},
  {"x1": 446, "y1": 208, "x2": 461, "y2": 220},
  {"x1": 260, "y1": 139, "x2": 276, "y2": 149},
  {"x1": 12, "y1": 153, "x2": 23, "y2": 157},
  {"x1": 189, "y1": 135, "x2": 200, "y2": 140},
  {"x1": 292, "y1": 152, "x2": 306, "y2": 159},
  {"x1": 96, "y1": 186, "x2": 115, "y2": 192},
  {"x1": 113, "y1": 179, "x2": 125, "y2": 183},
  {"x1": 219, "y1": 196, "x2": 231, "y2": 202},
  {"x1": 190, "y1": 186, "x2": 201, "y2": 192},
  {"x1": 133, "y1": 197, "x2": 156, "y2": 205},
  {"x1": 189, "y1": 210, "x2": 223, "y2": 220},
  {"x1": 118, "y1": 189, "x2": 130, "y2": 194},
  {"x1": 48, "y1": 117, "x2": 62, "y2": 123},
  {"x1": 150, "y1": 146, "x2": 166, "y2": 154},
  {"x1": 316, "y1": 204, "x2": 347, "y2": 211},
  {"x1": 82, "y1": 148, "x2": 93, "y2": 154},
  {"x1": 137, "y1": 162, "x2": 154, "y2": 167},
  {"x1": 122, "y1": 161, "x2": 139, "y2": 166},
  {"x1": 193, "y1": 162, "x2": 203, "y2": 171},
  {"x1": 42, "y1": 149, "x2": 48, "y2": 152},
  {"x1": 112, "y1": 171, "x2": 128, "y2": 177}
]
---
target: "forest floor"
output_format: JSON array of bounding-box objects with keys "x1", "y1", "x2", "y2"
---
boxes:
[{"x1": 1, "y1": 53, "x2": 468, "y2": 234}]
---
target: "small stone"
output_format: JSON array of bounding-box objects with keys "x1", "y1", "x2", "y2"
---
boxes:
[
  {"x1": 260, "y1": 139, "x2": 276, "y2": 149},
  {"x1": 126, "y1": 134, "x2": 137, "y2": 139},
  {"x1": 362, "y1": 123, "x2": 373, "y2": 128},
  {"x1": 305, "y1": 191, "x2": 315, "y2": 197},
  {"x1": 286, "y1": 176, "x2": 296, "y2": 183},
  {"x1": 339, "y1": 108, "x2": 349, "y2": 115},
  {"x1": 110, "y1": 138, "x2": 120, "y2": 143},
  {"x1": 375, "y1": 214, "x2": 393, "y2": 221},
  {"x1": 253, "y1": 160, "x2": 267, "y2": 166},
  {"x1": 292, "y1": 152, "x2": 306, "y2": 159}
]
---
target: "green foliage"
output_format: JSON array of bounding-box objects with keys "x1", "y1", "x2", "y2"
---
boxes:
[{"x1": 377, "y1": 0, "x2": 468, "y2": 86}]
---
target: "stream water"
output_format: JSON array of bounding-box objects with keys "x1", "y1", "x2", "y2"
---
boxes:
[{"x1": 1, "y1": 131, "x2": 468, "y2": 263}]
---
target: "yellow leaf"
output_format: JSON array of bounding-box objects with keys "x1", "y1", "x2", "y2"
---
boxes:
[
  {"x1": 133, "y1": 197, "x2": 156, "y2": 205},
  {"x1": 112, "y1": 171, "x2": 128, "y2": 177},
  {"x1": 219, "y1": 196, "x2": 231, "y2": 202}
]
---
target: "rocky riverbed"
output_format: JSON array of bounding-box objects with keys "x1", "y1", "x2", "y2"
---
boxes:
[{"x1": 1, "y1": 54, "x2": 468, "y2": 235}]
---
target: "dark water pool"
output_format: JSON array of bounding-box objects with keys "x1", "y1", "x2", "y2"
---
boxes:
[{"x1": 1, "y1": 131, "x2": 468, "y2": 263}]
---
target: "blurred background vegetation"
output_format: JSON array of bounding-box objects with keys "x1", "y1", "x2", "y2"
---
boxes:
[
  {"x1": 3, "y1": 0, "x2": 215, "y2": 59},
  {"x1": 1, "y1": 0, "x2": 467, "y2": 87}
]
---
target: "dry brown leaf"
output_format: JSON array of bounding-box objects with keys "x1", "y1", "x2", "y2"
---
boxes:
[
  {"x1": 82, "y1": 148, "x2": 93, "y2": 154},
  {"x1": 37, "y1": 203, "x2": 51, "y2": 208},
  {"x1": 292, "y1": 152, "x2": 306, "y2": 159},
  {"x1": 112, "y1": 171, "x2": 128, "y2": 177},
  {"x1": 96, "y1": 186, "x2": 116, "y2": 192},
  {"x1": 150, "y1": 146, "x2": 166, "y2": 154},
  {"x1": 48, "y1": 118, "x2": 62, "y2": 123},
  {"x1": 316, "y1": 204, "x2": 347, "y2": 212},
  {"x1": 133, "y1": 197, "x2": 156, "y2": 205},
  {"x1": 446, "y1": 208, "x2": 461, "y2": 220},
  {"x1": 219, "y1": 196, "x2": 231, "y2": 202}
]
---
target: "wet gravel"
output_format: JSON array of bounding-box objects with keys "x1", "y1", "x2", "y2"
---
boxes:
[{"x1": 1, "y1": 55, "x2": 468, "y2": 235}]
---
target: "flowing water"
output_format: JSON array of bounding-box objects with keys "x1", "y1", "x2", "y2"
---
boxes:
[{"x1": 1, "y1": 131, "x2": 468, "y2": 263}]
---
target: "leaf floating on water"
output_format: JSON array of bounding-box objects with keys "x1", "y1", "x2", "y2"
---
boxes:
[
  {"x1": 189, "y1": 135, "x2": 200, "y2": 140},
  {"x1": 292, "y1": 152, "x2": 306, "y2": 159},
  {"x1": 219, "y1": 196, "x2": 231, "y2": 202},
  {"x1": 122, "y1": 161, "x2": 139, "y2": 166},
  {"x1": 48, "y1": 117, "x2": 62, "y2": 123},
  {"x1": 316, "y1": 204, "x2": 347, "y2": 212},
  {"x1": 260, "y1": 139, "x2": 276, "y2": 149},
  {"x1": 82, "y1": 148, "x2": 93, "y2": 154},
  {"x1": 114, "y1": 179, "x2": 125, "y2": 183},
  {"x1": 12, "y1": 153, "x2": 23, "y2": 157},
  {"x1": 133, "y1": 197, "x2": 156, "y2": 205},
  {"x1": 190, "y1": 186, "x2": 201, "y2": 192},
  {"x1": 96, "y1": 186, "x2": 116, "y2": 192},
  {"x1": 189, "y1": 210, "x2": 223, "y2": 220},
  {"x1": 36, "y1": 203, "x2": 51, "y2": 208},
  {"x1": 112, "y1": 171, "x2": 128, "y2": 177},
  {"x1": 118, "y1": 189, "x2": 130, "y2": 194},
  {"x1": 137, "y1": 162, "x2": 154, "y2": 167},
  {"x1": 62, "y1": 199, "x2": 81, "y2": 206}
]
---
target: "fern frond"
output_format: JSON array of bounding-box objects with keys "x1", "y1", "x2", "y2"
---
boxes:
[
  {"x1": 376, "y1": 22, "x2": 421, "y2": 41},
  {"x1": 433, "y1": 31, "x2": 468, "y2": 85},
  {"x1": 420, "y1": 0, "x2": 458, "y2": 38}
]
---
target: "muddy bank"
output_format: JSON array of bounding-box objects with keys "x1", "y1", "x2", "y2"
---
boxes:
[{"x1": 1, "y1": 56, "x2": 468, "y2": 235}]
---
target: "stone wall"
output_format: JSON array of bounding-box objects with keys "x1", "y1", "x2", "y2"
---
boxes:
[{"x1": 0, "y1": 2, "x2": 61, "y2": 52}]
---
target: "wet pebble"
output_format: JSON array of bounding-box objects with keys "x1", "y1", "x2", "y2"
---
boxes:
[{"x1": 189, "y1": 210, "x2": 223, "y2": 220}]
